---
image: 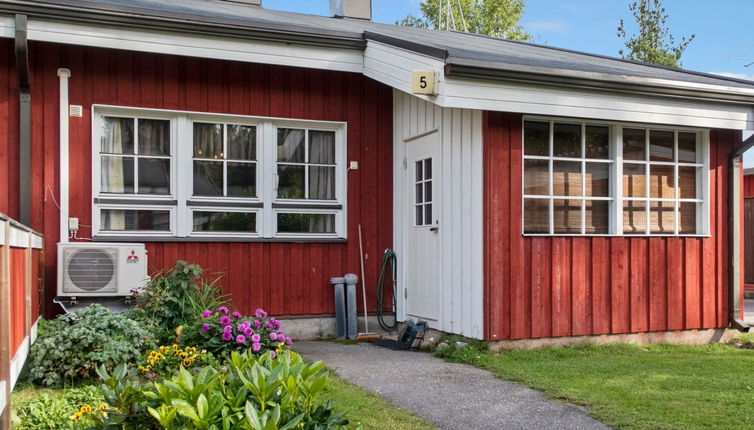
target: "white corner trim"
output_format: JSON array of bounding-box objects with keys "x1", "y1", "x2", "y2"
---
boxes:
[
  {"x1": 10, "y1": 336, "x2": 30, "y2": 390},
  {"x1": 0, "y1": 380, "x2": 5, "y2": 418},
  {"x1": 8, "y1": 225, "x2": 30, "y2": 248},
  {"x1": 0, "y1": 219, "x2": 5, "y2": 246},
  {"x1": 28, "y1": 19, "x2": 363, "y2": 73},
  {"x1": 30, "y1": 318, "x2": 40, "y2": 344},
  {"x1": 58, "y1": 68, "x2": 71, "y2": 244}
]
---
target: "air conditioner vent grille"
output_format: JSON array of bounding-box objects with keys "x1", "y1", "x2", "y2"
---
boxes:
[{"x1": 66, "y1": 248, "x2": 117, "y2": 292}]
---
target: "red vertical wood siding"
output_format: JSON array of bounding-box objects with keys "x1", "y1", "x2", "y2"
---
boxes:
[
  {"x1": 0, "y1": 40, "x2": 393, "y2": 318},
  {"x1": 9, "y1": 248, "x2": 26, "y2": 356},
  {"x1": 484, "y1": 112, "x2": 737, "y2": 340},
  {"x1": 31, "y1": 249, "x2": 41, "y2": 321}
]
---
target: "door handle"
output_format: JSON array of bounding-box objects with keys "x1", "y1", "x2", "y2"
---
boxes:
[{"x1": 429, "y1": 227, "x2": 438, "y2": 232}]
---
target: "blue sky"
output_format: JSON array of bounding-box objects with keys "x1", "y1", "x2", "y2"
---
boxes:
[{"x1": 264, "y1": 0, "x2": 754, "y2": 79}]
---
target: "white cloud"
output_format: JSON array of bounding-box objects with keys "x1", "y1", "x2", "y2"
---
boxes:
[{"x1": 710, "y1": 71, "x2": 754, "y2": 81}]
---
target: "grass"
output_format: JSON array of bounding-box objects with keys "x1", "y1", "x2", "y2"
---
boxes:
[
  {"x1": 439, "y1": 339, "x2": 754, "y2": 430},
  {"x1": 327, "y1": 374, "x2": 437, "y2": 430}
]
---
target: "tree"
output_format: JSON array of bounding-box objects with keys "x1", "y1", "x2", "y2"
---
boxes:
[
  {"x1": 397, "y1": 0, "x2": 532, "y2": 41},
  {"x1": 617, "y1": 0, "x2": 695, "y2": 68}
]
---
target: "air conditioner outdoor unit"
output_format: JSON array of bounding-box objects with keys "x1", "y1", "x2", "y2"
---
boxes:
[{"x1": 57, "y1": 243, "x2": 148, "y2": 297}]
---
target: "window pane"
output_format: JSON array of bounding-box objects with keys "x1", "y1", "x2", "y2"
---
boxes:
[
  {"x1": 415, "y1": 160, "x2": 423, "y2": 182},
  {"x1": 553, "y1": 161, "x2": 582, "y2": 197},
  {"x1": 678, "y1": 132, "x2": 697, "y2": 163},
  {"x1": 193, "y1": 161, "x2": 223, "y2": 196},
  {"x1": 585, "y1": 125, "x2": 609, "y2": 159},
  {"x1": 228, "y1": 125, "x2": 256, "y2": 161},
  {"x1": 678, "y1": 166, "x2": 697, "y2": 199},
  {"x1": 277, "y1": 213, "x2": 335, "y2": 233},
  {"x1": 649, "y1": 130, "x2": 674, "y2": 162},
  {"x1": 623, "y1": 201, "x2": 646, "y2": 234},
  {"x1": 424, "y1": 158, "x2": 432, "y2": 179},
  {"x1": 309, "y1": 166, "x2": 336, "y2": 200},
  {"x1": 553, "y1": 123, "x2": 581, "y2": 158},
  {"x1": 585, "y1": 200, "x2": 609, "y2": 234},
  {"x1": 227, "y1": 162, "x2": 256, "y2": 198},
  {"x1": 424, "y1": 181, "x2": 432, "y2": 203},
  {"x1": 623, "y1": 163, "x2": 646, "y2": 198},
  {"x1": 277, "y1": 165, "x2": 305, "y2": 199},
  {"x1": 524, "y1": 121, "x2": 549, "y2": 156},
  {"x1": 524, "y1": 159, "x2": 549, "y2": 195},
  {"x1": 523, "y1": 198, "x2": 549, "y2": 233},
  {"x1": 415, "y1": 183, "x2": 423, "y2": 204},
  {"x1": 138, "y1": 119, "x2": 170, "y2": 156},
  {"x1": 101, "y1": 117, "x2": 134, "y2": 154},
  {"x1": 425, "y1": 203, "x2": 433, "y2": 225},
  {"x1": 194, "y1": 123, "x2": 224, "y2": 158},
  {"x1": 101, "y1": 156, "x2": 134, "y2": 193},
  {"x1": 554, "y1": 199, "x2": 582, "y2": 234},
  {"x1": 585, "y1": 163, "x2": 609, "y2": 197},
  {"x1": 679, "y1": 202, "x2": 697, "y2": 234},
  {"x1": 100, "y1": 209, "x2": 170, "y2": 231},
  {"x1": 193, "y1": 211, "x2": 256, "y2": 232},
  {"x1": 277, "y1": 129, "x2": 305, "y2": 162},
  {"x1": 650, "y1": 201, "x2": 675, "y2": 234},
  {"x1": 309, "y1": 131, "x2": 335, "y2": 164},
  {"x1": 623, "y1": 128, "x2": 645, "y2": 160},
  {"x1": 138, "y1": 158, "x2": 170, "y2": 194},
  {"x1": 649, "y1": 165, "x2": 675, "y2": 199},
  {"x1": 416, "y1": 205, "x2": 423, "y2": 226}
]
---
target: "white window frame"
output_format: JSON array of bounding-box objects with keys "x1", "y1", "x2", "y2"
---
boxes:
[
  {"x1": 521, "y1": 116, "x2": 710, "y2": 237},
  {"x1": 92, "y1": 105, "x2": 347, "y2": 240}
]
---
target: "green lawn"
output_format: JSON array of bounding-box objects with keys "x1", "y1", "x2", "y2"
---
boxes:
[
  {"x1": 442, "y1": 341, "x2": 754, "y2": 430},
  {"x1": 327, "y1": 375, "x2": 437, "y2": 430}
]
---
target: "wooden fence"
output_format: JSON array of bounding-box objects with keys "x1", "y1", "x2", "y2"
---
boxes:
[{"x1": 0, "y1": 214, "x2": 44, "y2": 427}]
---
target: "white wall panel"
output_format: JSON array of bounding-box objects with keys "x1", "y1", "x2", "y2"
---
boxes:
[{"x1": 393, "y1": 90, "x2": 484, "y2": 339}]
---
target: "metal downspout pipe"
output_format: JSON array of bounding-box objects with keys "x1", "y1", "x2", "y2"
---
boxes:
[
  {"x1": 728, "y1": 132, "x2": 754, "y2": 332},
  {"x1": 14, "y1": 14, "x2": 31, "y2": 226}
]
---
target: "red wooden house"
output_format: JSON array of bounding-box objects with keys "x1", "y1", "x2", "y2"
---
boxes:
[{"x1": 1, "y1": 0, "x2": 753, "y2": 344}]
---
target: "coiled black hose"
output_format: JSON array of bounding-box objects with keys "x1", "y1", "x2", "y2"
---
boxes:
[{"x1": 377, "y1": 248, "x2": 398, "y2": 331}]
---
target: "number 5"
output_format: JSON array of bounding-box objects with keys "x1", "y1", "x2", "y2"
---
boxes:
[{"x1": 419, "y1": 76, "x2": 427, "y2": 89}]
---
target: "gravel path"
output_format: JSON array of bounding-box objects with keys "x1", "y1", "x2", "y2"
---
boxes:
[{"x1": 295, "y1": 341, "x2": 609, "y2": 430}]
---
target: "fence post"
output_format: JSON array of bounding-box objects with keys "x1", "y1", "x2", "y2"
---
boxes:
[{"x1": 0, "y1": 219, "x2": 11, "y2": 429}]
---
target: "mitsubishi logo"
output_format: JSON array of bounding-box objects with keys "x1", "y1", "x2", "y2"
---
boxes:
[{"x1": 126, "y1": 250, "x2": 139, "y2": 264}]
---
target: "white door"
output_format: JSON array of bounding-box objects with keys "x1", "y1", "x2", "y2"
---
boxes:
[{"x1": 404, "y1": 132, "x2": 440, "y2": 321}]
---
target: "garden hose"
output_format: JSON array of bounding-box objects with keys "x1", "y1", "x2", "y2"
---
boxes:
[{"x1": 376, "y1": 248, "x2": 398, "y2": 331}]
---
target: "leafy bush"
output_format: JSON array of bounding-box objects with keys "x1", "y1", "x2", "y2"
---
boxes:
[
  {"x1": 74, "y1": 351, "x2": 349, "y2": 429},
  {"x1": 11, "y1": 385, "x2": 103, "y2": 429},
  {"x1": 181, "y1": 307, "x2": 292, "y2": 358},
  {"x1": 133, "y1": 261, "x2": 231, "y2": 344},
  {"x1": 25, "y1": 304, "x2": 156, "y2": 387}
]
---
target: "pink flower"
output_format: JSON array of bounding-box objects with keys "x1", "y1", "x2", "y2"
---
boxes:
[
  {"x1": 286, "y1": 337, "x2": 292, "y2": 345},
  {"x1": 254, "y1": 320, "x2": 262, "y2": 329},
  {"x1": 232, "y1": 311, "x2": 242, "y2": 318},
  {"x1": 202, "y1": 310, "x2": 212, "y2": 319},
  {"x1": 270, "y1": 351, "x2": 277, "y2": 359},
  {"x1": 265, "y1": 321, "x2": 273, "y2": 329},
  {"x1": 223, "y1": 325, "x2": 233, "y2": 333},
  {"x1": 218, "y1": 306, "x2": 229, "y2": 314},
  {"x1": 237, "y1": 324, "x2": 246, "y2": 332},
  {"x1": 236, "y1": 335, "x2": 246, "y2": 343},
  {"x1": 251, "y1": 333, "x2": 261, "y2": 343},
  {"x1": 255, "y1": 308, "x2": 267, "y2": 318},
  {"x1": 201, "y1": 323, "x2": 210, "y2": 332},
  {"x1": 220, "y1": 316, "x2": 231, "y2": 325},
  {"x1": 252, "y1": 342, "x2": 261, "y2": 352},
  {"x1": 270, "y1": 333, "x2": 278, "y2": 341},
  {"x1": 277, "y1": 331, "x2": 285, "y2": 338},
  {"x1": 222, "y1": 332, "x2": 233, "y2": 341},
  {"x1": 244, "y1": 328, "x2": 253, "y2": 336}
]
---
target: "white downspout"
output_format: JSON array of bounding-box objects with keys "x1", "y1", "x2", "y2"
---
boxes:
[{"x1": 57, "y1": 68, "x2": 70, "y2": 243}]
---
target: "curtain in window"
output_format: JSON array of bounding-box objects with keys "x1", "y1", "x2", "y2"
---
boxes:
[
  {"x1": 308, "y1": 131, "x2": 335, "y2": 200},
  {"x1": 101, "y1": 118, "x2": 128, "y2": 230}
]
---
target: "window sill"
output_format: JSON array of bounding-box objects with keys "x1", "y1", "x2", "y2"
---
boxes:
[{"x1": 92, "y1": 235, "x2": 348, "y2": 243}]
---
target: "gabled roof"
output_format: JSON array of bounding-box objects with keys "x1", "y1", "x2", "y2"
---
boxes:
[{"x1": 4, "y1": 0, "x2": 754, "y2": 102}]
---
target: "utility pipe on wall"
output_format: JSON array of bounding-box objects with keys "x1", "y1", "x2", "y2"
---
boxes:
[
  {"x1": 57, "y1": 69, "x2": 71, "y2": 244},
  {"x1": 14, "y1": 14, "x2": 31, "y2": 226}
]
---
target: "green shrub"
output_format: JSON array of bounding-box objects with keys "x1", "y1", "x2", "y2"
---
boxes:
[
  {"x1": 11, "y1": 385, "x2": 103, "y2": 430},
  {"x1": 25, "y1": 304, "x2": 156, "y2": 387},
  {"x1": 133, "y1": 261, "x2": 231, "y2": 344},
  {"x1": 74, "y1": 351, "x2": 349, "y2": 429},
  {"x1": 181, "y1": 307, "x2": 292, "y2": 358}
]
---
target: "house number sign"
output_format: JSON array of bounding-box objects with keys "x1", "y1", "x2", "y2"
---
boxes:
[{"x1": 412, "y1": 70, "x2": 438, "y2": 96}]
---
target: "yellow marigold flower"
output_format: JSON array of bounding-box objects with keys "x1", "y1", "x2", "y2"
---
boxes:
[
  {"x1": 183, "y1": 359, "x2": 192, "y2": 367},
  {"x1": 68, "y1": 411, "x2": 83, "y2": 421},
  {"x1": 159, "y1": 345, "x2": 169, "y2": 353},
  {"x1": 179, "y1": 352, "x2": 188, "y2": 359},
  {"x1": 99, "y1": 404, "x2": 109, "y2": 411},
  {"x1": 176, "y1": 325, "x2": 184, "y2": 336},
  {"x1": 80, "y1": 405, "x2": 92, "y2": 413}
]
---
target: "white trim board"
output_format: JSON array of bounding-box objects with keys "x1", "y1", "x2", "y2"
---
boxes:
[
  {"x1": 0, "y1": 380, "x2": 5, "y2": 418},
  {"x1": 24, "y1": 18, "x2": 364, "y2": 73},
  {"x1": 8, "y1": 225, "x2": 29, "y2": 248},
  {"x1": 10, "y1": 336, "x2": 30, "y2": 390}
]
